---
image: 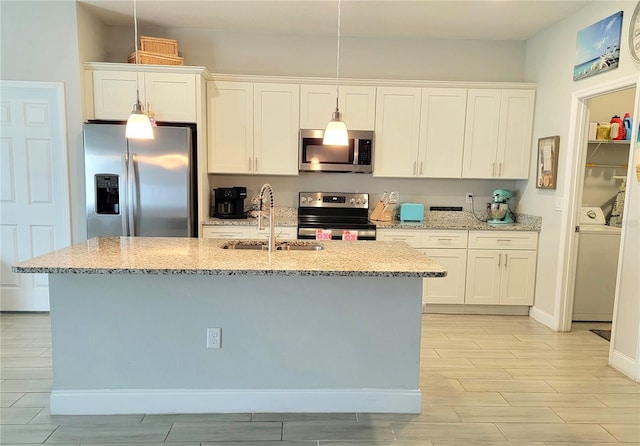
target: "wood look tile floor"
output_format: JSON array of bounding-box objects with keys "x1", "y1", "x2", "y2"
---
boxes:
[{"x1": 1, "y1": 313, "x2": 638, "y2": 445}]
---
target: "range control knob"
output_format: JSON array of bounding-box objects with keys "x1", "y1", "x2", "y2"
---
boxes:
[
  {"x1": 300, "y1": 197, "x2": 307, "y2": 203},
  {"x1": 350, "y1": 198, "x2": 356, "y2": 204},
  {"x1": 356, "y1": 199, "x2": 362, "y2": 204},
  {"x1": 307, "y1": 196, "x2": 314, "y2": 203}
]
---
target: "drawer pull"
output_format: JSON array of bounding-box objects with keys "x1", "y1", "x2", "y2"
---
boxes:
[
  {"x1": 497, "y1": 239, "x2": 511, "y2": 243},
  {"x1": 505, "y1": 253, "x2": 508, "y2": 267},
  {"x1": 437, "y1": 238, "x2": 453, "y2": 241},
  {"x1": 498, "y1": 253, "x2": 502, "y2": 267}
]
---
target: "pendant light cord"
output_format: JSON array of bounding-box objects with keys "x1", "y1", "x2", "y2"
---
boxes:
[
  {"x1": 335, "y1": 0, "x2": 341, "y2": 107},
  {"x1": 133, "y1": 0, "x2": 141, "y2": 102}
]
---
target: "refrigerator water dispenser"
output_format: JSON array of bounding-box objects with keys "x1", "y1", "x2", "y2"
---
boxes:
[{"x1": 95, "y1": 174, "x2": 119, "y2": 215}]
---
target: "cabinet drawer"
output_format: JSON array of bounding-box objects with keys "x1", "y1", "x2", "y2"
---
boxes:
[
  {"x1": 376, "y1": 229, "x2": 422, "y2": 248},
  {"x1": 202, "y1": 226, "x2": 253, "y2": 239},
  {"x1": 468, "y1": 231, "x2": 538, "y2": 250},
  {"x1": 422, "y1": 230, "x2": 468, "y2": 248},
  {"x1": 255, "y1": 226, "x2": 297, "y2": 240}
]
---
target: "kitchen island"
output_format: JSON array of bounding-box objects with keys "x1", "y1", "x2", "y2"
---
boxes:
[{"x1": 13, "y1": 237, "x2": 446, "y2": 415}]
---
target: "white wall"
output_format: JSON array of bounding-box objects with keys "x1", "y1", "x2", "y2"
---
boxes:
[
  {"x1": 520, "y1": 1, "x2": 639, "y2": 377},
  {"x1": 103, "y1": 26, "x2": 527, "y2": 82},
  {"x1": 0, "y1": 0, "x2": 85, "y2": 244}
]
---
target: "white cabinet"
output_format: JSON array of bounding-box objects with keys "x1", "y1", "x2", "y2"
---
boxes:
[
  {"x1": 462, "y1": 89, "x2": 535, "y2": 179},
  {"x1": 465, "y1": 231, "x2": 538, "y2": 305},
  {"x1": 373, "y1": 87, "x2": 422, "y2": 177},
  {"x1": 207, "y1": 81, "x2": 254, "y2": 173},
  {"x1": 253, "y1": 83, "x2": 300, "y2": 175},
  {"x1": 374, "y1": 87, "x2": 467, "y2": 178},
  {"x1": 90, "y1": 70, "x2": 197, "y2": 122},
  {"x1": 419, "y1": 88, "x2": 467, "y2": 178},
  {"x1": 376, "y1": 229, "x2": 468, "y2": 305},
  {"x1": 300, "y1": 84, "x2": 376, "y2": 130},
  {"x1": 207, "y1": 81, "x2": 299, "y2": 175},
  {"x1": 202, "y1": 226, "x2": 253, "y2": 239},
  {"x1": 202, "y1": 225, "x2": 296, "y2": 240},
  {"x1": 421, "y1": 230, "x2": 468, "y2": 304}
]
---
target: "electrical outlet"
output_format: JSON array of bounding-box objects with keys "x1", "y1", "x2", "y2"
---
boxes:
[
  {"x1": 465, "y1": 193, "x2": 473, "y2": 203},
  {"x1": 555, "y1": 197, "x2": 563, "y2": 211},
  {"x1": 206, "y1": 327, "x2": 221, "y2": 349}
]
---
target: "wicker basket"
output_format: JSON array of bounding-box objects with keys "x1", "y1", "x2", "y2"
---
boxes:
[
  {"x1": 140, "y1": 36, "x2": 178, "y2": 56},
  {"x1": 128, "y1": 51, "x2": 184, "y2": 66}
]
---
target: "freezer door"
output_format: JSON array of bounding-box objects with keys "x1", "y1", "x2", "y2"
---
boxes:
[
  {"x1": 84, "y1": 124, "x2": 127, "y2": 238},
  {"x1": 128, "y1": 126, "x2": 194, "y2": 237}
]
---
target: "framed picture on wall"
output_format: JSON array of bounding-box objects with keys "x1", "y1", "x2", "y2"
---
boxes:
[
  {"x1": 573, "y1": 11, "x2": 623, "y2": 81},
  {"x1": 536, "y1": 136, "x2": 560, "y2": 189}
]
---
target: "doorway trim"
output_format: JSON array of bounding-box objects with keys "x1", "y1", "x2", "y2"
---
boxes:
[{"x1": 555, "y1": 74, "x2": 638, "y2": 333}]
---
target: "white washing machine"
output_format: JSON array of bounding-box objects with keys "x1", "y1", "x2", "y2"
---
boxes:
[{"x1": 572, "y1": 206, "x2": 621, "y2": 322}]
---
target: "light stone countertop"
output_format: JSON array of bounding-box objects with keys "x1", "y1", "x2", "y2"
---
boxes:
[
  {"x1": 12, "y1": 236, "x2": 446, "y2": 278},
  {"x1": 202, "y1": 208, "x2": 541, "y2": 232}
]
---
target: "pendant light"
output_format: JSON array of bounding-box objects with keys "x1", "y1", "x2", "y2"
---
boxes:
[
  {"x1": 125, "y1": 0, "x2": 154, "y2": 139},
  {"x1": 323, "y1": 0, "x2": 348, "y2": 146}
]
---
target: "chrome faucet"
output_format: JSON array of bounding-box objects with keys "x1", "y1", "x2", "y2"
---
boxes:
[{"x1": 258, "y1": 183, "x2": 276, "y2": 253}]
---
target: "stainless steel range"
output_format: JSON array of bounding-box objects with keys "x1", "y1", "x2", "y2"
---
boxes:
[{"x1": 297, "y1": 192, "x2": 377, "y2": 240}]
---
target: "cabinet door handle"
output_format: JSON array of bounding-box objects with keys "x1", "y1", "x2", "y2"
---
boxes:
[
  {"x1": 505, "y1": 253, "x2": 508, "y2": 267},
  {"x1": 413, "y1": 161, "x2": 417, "y2": 175},
  {"x1": 492, "y1": 162, "x2": 496, "y2": 177},
  {"x1": 498, "y1": 162, "x2": 503, "y2": 176},
  {"x1": 248, "y1": 157, "x2": 252, "y2": 171},
  {"x1": 498, "y1": 253, "x2": 502, "y2": 267},
  {"x1": 255, "y1": 157, "x2": 258, "y2": 172},
  {"x1": 419, "y1": 161, "x2": 423, "y2": 175}
]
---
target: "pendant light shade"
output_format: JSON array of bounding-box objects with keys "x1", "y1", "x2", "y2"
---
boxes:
[
  {"x1": 323, "y1": 0, "x2": 348, "y2": 146},
  {"x1": 125, "y1": 0, "x2": 154, "y2": 140},
  {"x1": 125, "y1": 99, "x2": 154, "y2": 139},
  {"x1": 323, "y1": 109, "x2": 348, "y2": 145}
]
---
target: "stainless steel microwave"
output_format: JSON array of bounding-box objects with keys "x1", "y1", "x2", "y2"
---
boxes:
[{"x1": 299, "y1": 129, "x2": 374, "y2": 173}]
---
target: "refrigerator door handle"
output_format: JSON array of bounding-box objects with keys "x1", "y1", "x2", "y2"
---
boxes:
[
  {"x1": 128, "y1": 153, "x2": 137, "y2": 236},
  {"x1": 121, "y1": 154, "x2": 129, "y2": 236}
]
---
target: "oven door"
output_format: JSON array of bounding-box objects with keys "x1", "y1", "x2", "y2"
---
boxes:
[{"x1": 298, "y1": 226, "x2": 377, "y2": 241}]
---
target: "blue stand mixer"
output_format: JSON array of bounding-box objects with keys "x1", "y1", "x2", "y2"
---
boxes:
[{"x1": 487, "y1": 189, "x2": 515, "y2": 225}]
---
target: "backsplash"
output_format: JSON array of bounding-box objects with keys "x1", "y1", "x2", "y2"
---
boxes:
[{"x1": 208, "y1": 173, "x2": 520, "y2": 213}]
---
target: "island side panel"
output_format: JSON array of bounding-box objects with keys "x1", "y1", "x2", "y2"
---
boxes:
[{"x1": 48, "y1": 273, "x2": 423, "y2": 414}]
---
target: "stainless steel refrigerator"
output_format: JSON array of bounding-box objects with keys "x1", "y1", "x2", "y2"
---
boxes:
[{"x1": 84, "y1": 122, "x2": 197, "y2": 238}]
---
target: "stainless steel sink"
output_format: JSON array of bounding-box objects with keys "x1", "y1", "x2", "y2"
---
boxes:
[
  {"x1": 221, "y1": 240, "x2": 324, "y2": 251},
  {"x1": 278, "y1": 241, "x2": 324, "y2": 251}
]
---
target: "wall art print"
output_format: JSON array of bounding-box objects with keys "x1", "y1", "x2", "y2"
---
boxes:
[
  {"x1": 573, "y1": 11, "x2": 623, "y2": 81},
  {"x1": 536, "y1": 136, "x2": 560, "y2": 189}
]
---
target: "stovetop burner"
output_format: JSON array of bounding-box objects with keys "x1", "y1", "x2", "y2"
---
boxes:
[{"x1": 297, "y1": 192, "x2": 376, "y2": 240}]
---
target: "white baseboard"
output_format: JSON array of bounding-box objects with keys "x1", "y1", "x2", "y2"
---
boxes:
[
  {"x1": 528, "y1": 306, "x2": 555, "y2": 330},
  {"x1": 423, "y1": 304, "x2": 529, "y2": 316},
  {"x1": 50, "y1": 388, "x2": 422, "y2": 415},
  {"x1": 611, "y1": 350, "x2": 639, "y2": 382}
]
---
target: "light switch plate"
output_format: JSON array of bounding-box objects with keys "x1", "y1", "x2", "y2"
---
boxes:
[{"x1": 555, "y1": 197, "x2": 563, "y2": 211}]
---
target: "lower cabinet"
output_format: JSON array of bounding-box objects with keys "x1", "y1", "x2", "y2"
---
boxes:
[
  {"x1": 377, "y1": 229, "x2": 468, "y2": 305},
  {"x1": 202, "y1": 225, "x2": 296, "y2": 240},
  {"x1": 377, "y1": 228, "x2": 538, "y2": 307},
  {"x1": 465, "y1": 231, "x2": 538, "y2": 306}
]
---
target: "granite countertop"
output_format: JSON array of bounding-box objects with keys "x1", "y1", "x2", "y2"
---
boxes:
[
  {"x1": 375, "y1": 211, "x2": 542, "y2": 231},
  {"x1": 12, "y1": 237, "x2": 446, "y2": 278},
  {"x1": 203, "y1": 208, "x2": 541, "y2": 232}
]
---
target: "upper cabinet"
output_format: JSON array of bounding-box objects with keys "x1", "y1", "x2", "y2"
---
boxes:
[
  {"x1": 300, "y1": 85, "x2": 376, "y2": 130},
  {"x1": 207, "y1": 80, "x2": 299, "y2": 175},
  {"x1": 373, "y1": 87, "x2": 467, "y2": 178},
  {"x1": 462, "y1": 89, "x2": 535, "y2": 179},
  {"x1": 89, "y1": 70, "x2": 198, "y2": 123},
  {"x1": 373, "y1": 87, "x2": 422, "y2": 177},
  {"x1": 419, "y1": 88, "x2": 467, "y2": 178}
]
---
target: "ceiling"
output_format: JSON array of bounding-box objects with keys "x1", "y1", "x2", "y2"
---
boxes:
[{"x1": 77, "y1": 0, "x2": 592, "y2": 41}]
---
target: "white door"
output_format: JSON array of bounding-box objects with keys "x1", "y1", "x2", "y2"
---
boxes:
[
  {"x1": 465, "y1": 249, "x2": 501, "y2": 305},
  {"x1": 500, "y1": 250, "x2": 537, "y2": 305},
  {"x1": 462, "y1": 89, "x2": 501, "y2": 178},
  {"x1": 496, "y1": 89, "x2": 535, "y2": 179},
  {"x1": 0, "y1": 81, "x2": 70, "y2": 311},
  {"x1": 144, "y1": 72, "x2": 197, "y2": 122}
]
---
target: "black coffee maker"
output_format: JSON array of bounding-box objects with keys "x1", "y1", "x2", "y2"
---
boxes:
[{"x1": 212, "y1": 187, "x2": 247, "y2": 219}]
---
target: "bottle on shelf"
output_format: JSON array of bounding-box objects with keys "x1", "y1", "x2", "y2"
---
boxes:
[{"x1": 623, "y1": 113, "x2": 632, "y2": 141}]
